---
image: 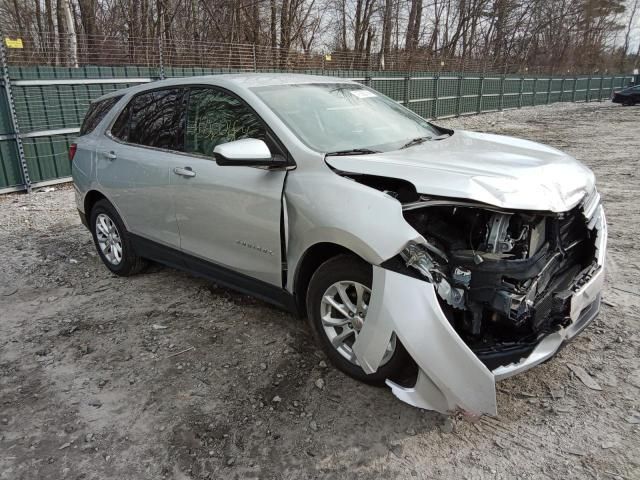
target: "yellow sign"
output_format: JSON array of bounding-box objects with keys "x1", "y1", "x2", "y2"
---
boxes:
[
  {"x1": 4, "y1": 38, "x2": 23, "y2": 49},
  {"x1": 325, "y1": 54, "x2": 332, "y2": 61}
]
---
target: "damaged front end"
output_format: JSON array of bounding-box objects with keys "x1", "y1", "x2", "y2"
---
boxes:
[{"x1": 353, "y1": 190, "x2": 606, "y2": 415}]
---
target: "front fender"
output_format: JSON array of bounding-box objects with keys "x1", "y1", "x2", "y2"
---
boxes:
[{"x1": 284, "y1": 170, "x2": 423, "y2": 290}]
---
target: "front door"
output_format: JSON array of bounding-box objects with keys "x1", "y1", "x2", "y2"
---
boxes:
[{"x1": 171, "y1": 86, "x2": 287, "y2": 287}]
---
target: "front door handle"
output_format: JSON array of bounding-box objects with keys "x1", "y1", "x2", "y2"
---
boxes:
[
  {"x1": 103, "y1": 151, "x2": 117, "y2": 161},
  {"x1": 173, "y1": 166, "x2": 196, "y2": 178}
]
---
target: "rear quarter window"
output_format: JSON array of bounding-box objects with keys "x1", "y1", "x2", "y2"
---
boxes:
[{"x1": 80, "y1": 96, "x2": 122, "y2": 136}]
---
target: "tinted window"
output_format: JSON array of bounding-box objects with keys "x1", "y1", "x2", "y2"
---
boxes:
[
  {"x1": 126, "y1": 88, "x2": 185, "y2": 150},
  {"x1": 185, "y1": 88, "x2": 267, "y2": 157},
  {"x1": 80, "y1": 96, "x2": 121, "y2": 136},
  {"x1": 111, "y1": 103, "x2": 130, "y2": 141}
]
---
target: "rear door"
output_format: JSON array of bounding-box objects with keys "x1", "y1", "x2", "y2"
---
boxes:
[
  {"x1": 96, "y1": 87, "x2": 185, "y2": 248},
  {"x1": 73, "y1": 96, "x2": 122, "y2": 193},
  {"x1": 171, "y1": 86, "x2": 287, "y2": 286}
]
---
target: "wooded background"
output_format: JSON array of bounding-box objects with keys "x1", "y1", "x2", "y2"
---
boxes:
[{"x1": 1, "y1": 0, "x2": 639, "y2": 74}]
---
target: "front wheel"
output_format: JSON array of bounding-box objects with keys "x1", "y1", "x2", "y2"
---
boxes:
[
  {"x1": 89, "y1": 199, "x2": 147, "y2": 276},
  {"x1": 306, "y1": 255, "x2": 409, "y2": 385}
]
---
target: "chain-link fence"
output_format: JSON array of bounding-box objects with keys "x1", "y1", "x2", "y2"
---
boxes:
[
  {"x1": 0, "y1": 32, "x2": 635, "y2": 193},
  {"x1": 3, "y1": 32, "x2": 611, "y2": 76}
]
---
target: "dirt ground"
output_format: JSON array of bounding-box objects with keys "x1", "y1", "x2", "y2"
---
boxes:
[{"x1": 1, "y1": 101, "x2": 639, "y2": 480}]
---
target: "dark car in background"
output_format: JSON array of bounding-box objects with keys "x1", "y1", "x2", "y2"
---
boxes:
[{"x1": 612, "y1": 85, "x2": 640, "y2": 106}]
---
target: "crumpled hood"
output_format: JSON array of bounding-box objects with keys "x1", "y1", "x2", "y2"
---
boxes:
[{"x1": 326, "y1": 130, "x2": 596, "y2": 212}]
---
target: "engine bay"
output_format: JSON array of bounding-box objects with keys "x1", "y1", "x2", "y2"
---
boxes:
[{"x1": 398, "y1": 197, "x2": 598, "y2": 369}]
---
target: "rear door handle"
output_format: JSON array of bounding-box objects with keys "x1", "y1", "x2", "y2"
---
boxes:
[
  {"x1": 103, "y1": 151, "x2": 117, "y2": 161},
  {"x1": 173, "y1": 166, "x2": 196, "y2": 178}
]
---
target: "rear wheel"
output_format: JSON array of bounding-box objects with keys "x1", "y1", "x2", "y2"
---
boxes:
[
  {"x1": 306, "y1": 255, "x2": 408, "y2": 385},
  {"x1": 89, "y1": 199, "x2": 147, "y2": 276}
]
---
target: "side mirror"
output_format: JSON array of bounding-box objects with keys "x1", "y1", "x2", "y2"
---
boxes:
[{"x1": 213, "y1": 138, "x2": 286, "y2": 167}]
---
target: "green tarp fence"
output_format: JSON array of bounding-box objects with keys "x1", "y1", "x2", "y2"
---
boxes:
[{"x1": 0, "y1": 66, "x2": 634, "y2": 193}]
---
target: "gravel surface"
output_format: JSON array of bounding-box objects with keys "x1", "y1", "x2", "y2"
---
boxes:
[{"x1": 1, "y1": 101, "x2": 639, "y2": 480}]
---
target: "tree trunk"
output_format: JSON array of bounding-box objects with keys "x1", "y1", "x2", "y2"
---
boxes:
[
  {"x1": 56, "y1": 0, "x2": 68, "y2": 64},
  {"x1": 381, "y1": 0, "x2": 393, "y2": 57}
]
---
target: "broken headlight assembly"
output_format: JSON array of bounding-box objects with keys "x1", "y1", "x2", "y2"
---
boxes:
[{"x1": 386, "y1": 197, "x2": 599, "y2": 370}]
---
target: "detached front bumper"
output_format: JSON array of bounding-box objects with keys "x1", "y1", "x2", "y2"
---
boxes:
[{"x1": 353, "y1": 206, "x2": 607, "y2": 416}]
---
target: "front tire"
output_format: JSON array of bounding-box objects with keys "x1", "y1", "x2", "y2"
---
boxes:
[
  {"x1": 306, "y1": 255, "x2": 408, "y2": 385},
  {"x1": 89, "y1": 199, "x2": 147, "y2": 276}
]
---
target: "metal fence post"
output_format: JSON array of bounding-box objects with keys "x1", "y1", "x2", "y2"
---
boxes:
[
  {"x1": 432, "y1": 73, "x2": 440, "y2": 119},
  {"x1": 456, "y1": 73, "x2": 463, "y2": 116},
  {"x1": 158, "y1": 35, "x2": 165, "y2": 79},
  {"x1": 532, "y1": 76, "x2": 538, "y2": 106},
  {"x1": 586, "y1": 76, "x2": 591, "y2": 102},
  {"x1": 403, "y1": 75, "x2": 410, "y2": 106},
  {"x1": 560, "y1": 75, "x2": 565, "y2": 102},
  {"x1": 608, "y1": 76, "x2": 614, "y2": 98},
  {"x1": 598, "y1": 74, "x2": 604, "y2": 101},
  {"x1": 518, "y1": 75, "x2": 524, "y2": 108},
  {"x1": 572, "y1": 76, "x2": 578, "y2": 102},
  {"x1": 546, "y1": 77, "x2": 552, "y2": 104},
  {"x1": 477, "y1": 75, "x2": 484, "y2": 113},
  {"x1": 252, "y1": 44, "x2": 257, "y2": 72},
  {"x1": 499, "y1": 74, "x2": 505, "y2": 111},
  {"x1": 1, "y1": 37, "x2": 31, "y2": 193}
]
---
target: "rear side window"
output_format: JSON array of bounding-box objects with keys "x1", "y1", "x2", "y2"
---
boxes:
[
  {"x1": 128, "y1": 88, "x2": 185, "y2": 150},
  {"x1": 80, "y1": 96, "x2": 121, "y2": 136},
  {"x1": 111, "y1": 103, "x2": 130, "y2": 141}
]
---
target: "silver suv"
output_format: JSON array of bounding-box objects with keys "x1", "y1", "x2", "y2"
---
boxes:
[{"x1": 72, "y1": 74, "x2": 606, "y2": 415}]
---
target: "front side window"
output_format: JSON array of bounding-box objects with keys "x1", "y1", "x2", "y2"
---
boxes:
[
  {"x1": 252, "y1": 83, "x2": 440, "y2": 153},
  {"x1": 112, "y1": 88, "x2": 185, "y2": 150},
  {"x1": 80, "y1": 96, "x2": 121, "y2": 136},
  {"x1": 185, "y1": 87, "x2": 267, "y2": 157}
]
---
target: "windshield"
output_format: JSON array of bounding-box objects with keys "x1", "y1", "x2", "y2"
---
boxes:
[{"x1": 251, "y1": 83, "x2": 441, "y2": 153}]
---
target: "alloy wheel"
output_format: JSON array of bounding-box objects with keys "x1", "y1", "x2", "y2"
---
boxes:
[
  {"x1": 319, "y1": 280, "x2": 396, "y2": 366},
  {"x1": 95, "y1": 213, "x2": 123, "y2": 265}
]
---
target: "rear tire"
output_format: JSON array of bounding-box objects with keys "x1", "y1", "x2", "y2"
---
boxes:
[
  {"x1": 89, "y1": 199, "x2": 147, "y2": 276},
  {"x1": 306, "y1": 254, "x2": 409, "y2": 385}
]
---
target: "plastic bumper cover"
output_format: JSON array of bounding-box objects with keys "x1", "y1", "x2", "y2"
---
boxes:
[{"x1": 353, "y1": 206, "x2": 607, "y2": 415}]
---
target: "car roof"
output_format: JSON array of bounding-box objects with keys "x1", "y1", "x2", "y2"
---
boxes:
[{"x1": 94, "y1": 73, "x2": 357, "y2": 102}]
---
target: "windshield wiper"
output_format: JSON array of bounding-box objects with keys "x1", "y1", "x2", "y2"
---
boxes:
[
  {"x1": 400, "y1": 136, "x2": 432, "y2": 149},
  {"x1": 326, "y1": 148, "x2": 381, "y2": 156},
  {"x1": 400, "y1": 133, "x2": 451, "y2": 149}
]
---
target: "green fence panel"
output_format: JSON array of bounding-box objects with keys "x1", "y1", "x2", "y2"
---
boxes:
[
  {"x1": 574, "y1": 78, "x2": 589, "y2": 102},
  {"x1": 8, "y1": 65, "x2": 159, "y2": 80},
  {"x1": 0, "y1": 66, "x2": 633, "y2": 193},
  {"x1": 12, "y1": 82, "x2": 143, "y2": 133},
  {"x1": 0, "y1": 84, "x2": 13, "y2": 135},
  {"x1": 22, "y1": 133, "x2": 73, "y2": 183},
  {"x1": 0, "y1": 139, "x2": 22, "y2": 189},
  {"x1": 369, "y1": 76, "x2": 405, "y2": 102},
  {"x1": 0, "y1": 80, "x2": 24, "y2": 189}
]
